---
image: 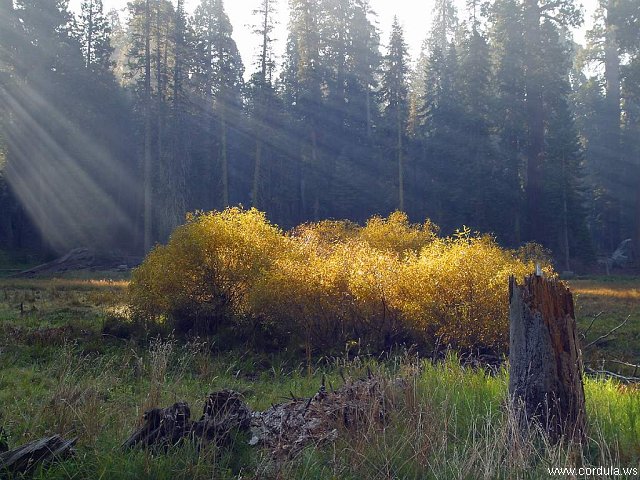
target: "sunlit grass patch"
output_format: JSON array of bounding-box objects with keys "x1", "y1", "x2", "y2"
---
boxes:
[
  {"x1": 572, "y1": 281, "x2": 640, "y2": 301},
  {"x1": 574, "y1": 287, "x2": 640, "y2": 300},
  {"x1": 0, "y1": 277, "x2": 129, "y2": 291},
  {"x1": 585, "y1": 377, "x2": 640, "y2": 462},
  {"x1": 0, "y1": 275, "x2": 129, "y2": 361}
]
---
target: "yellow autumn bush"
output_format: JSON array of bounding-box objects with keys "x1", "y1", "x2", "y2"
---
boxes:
[
  {"x1": 251, "y1": 240, "x2": 405, "y2": 351},
  {"x1": 393, "y1": 228, "x2": 535, "y2": 351},
  {"x1": 291, "y1": 219, "x2": 360, "y2": 250},
  {"x1": 359, "y1": 211, "x2": 438, "y2": 255},
  {"x1": 251, "y1": 243, "x2": 350, "y2": 350},
  {"x1": 129, "y1": 208, "x2": 542, "y2": 353},
  {"x1": 129, "y1": 208, "x2": 286, "y2": 334}
]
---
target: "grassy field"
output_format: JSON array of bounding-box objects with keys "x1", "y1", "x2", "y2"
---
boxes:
[
  {"x1": 570, "y1": 277, "x2": 640, "y2": 376},
  {"x1": 0, "y1": 274, "x2": 638, "y2": 479}
]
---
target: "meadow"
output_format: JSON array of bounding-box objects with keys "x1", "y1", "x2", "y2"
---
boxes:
[{"x1": 0, "y1": 271, "x2": 638, "y2": 479}]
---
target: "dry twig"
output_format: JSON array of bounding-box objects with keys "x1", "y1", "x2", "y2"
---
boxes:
[{"x1": 583, "y1": 315, "x2": 631, "y2": 349}]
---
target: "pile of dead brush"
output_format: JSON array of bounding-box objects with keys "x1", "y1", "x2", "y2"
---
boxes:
[{"x1": 124, "y1": 375, "x2": 398, "y2": 460}]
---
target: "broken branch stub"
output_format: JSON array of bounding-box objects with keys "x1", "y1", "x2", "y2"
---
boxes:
[{"x1": 508, "y1": 274, "x2": 586, "y2": 443}]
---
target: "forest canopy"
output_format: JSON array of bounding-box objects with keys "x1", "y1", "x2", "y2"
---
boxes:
[{"x1": 1, "y1": 0, "x2": 639, "y2": 271}]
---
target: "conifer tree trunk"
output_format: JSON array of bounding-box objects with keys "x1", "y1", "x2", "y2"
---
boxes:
[
  {"x1": 172, "y1": 0, "x2": 187, "y2": 225},
  {"x1": 365, "y1": 87, "x2": 372, "y2": 139},
  {"x1": 523, "y1": 0, "x2": 545, "y2": 240},
  {"x1": 604, "y1": 7, "x2": 623, "y2": 247},
  {"x1": 508, "y1": 274, "x2": 586, "y2": 443},
  {"x1": 604, "y1": 12, "x2": 620, "y2": 159},
  {"x1": 299, "y1": 148, "x2": 306, "y2": 221},
  {"x1": 143, "y1": 0, "x2": 153, "y2": 252},
  {"x1": 252, "y1": 0, "x2": 270, "y2": 208},
  {"x1": 397, "y1": 106, "x2": 404, "y2": 212},
  {"x1": 561, "y1": 154, "x2": 571, "y2": 272},
  {"x1": 221, "y1": 100, "x2": 229, "y2": 207},
  {"x1": 311, "y1": 128, "x2": 318, "y2": 219},
  {"x1": 635, "y1": 183, "x2": 640, "y2": 265},
  {"x1": 206, "y1": 33, "x2": 215, "y2": 210},
  {"x1": 155, "y1": 0, "x2": 163, "y2": 176},
  {"x1": 252, "y1": 140, "x2": 262, "y2": 208}
]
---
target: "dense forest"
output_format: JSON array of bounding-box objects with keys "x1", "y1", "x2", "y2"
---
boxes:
[{"x1": 0, "y1": 0, "x2": 639, "y2": 270}]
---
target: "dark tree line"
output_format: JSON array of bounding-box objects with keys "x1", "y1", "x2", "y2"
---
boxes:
[{"x1": 1, "y1": 0, "x2": 639, "y2": 269}]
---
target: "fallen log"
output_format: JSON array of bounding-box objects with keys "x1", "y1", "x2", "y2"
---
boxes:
[
  {"x1": 11, "y1": 248, "x2": 96, "y2": 277},
  {"x1": 0, "y1": 435, "x2": 76, "y2": 476},
  {"x1": 11, "y1": 248, "x2": 142, "y2": 277}
]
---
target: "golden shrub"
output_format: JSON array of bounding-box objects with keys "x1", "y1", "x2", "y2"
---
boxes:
[
  {"x1": 251, "y1": 240, "x2": 406, "y2": 351},
  {"x1": 342, "y1": 242, "x2": 404, "y2": 348},
  {"x1": 358, "y1": 211, "x2": 438, "y2": 255},
  {"x1": 291, "y1": 219, "x2": 359, "y2": 251},
  {"x1": 393, "y1": 228, "x2": 534, "y2": 351},
  {"x1": 129, "y1": 207, "x2": 286, "y2": 334},
  {"x1": 250, "y1": 243, "x2": 350, "y2": 350},
  {"x1": 130, "y1": 211, "x2": 540, "y2": 354}
]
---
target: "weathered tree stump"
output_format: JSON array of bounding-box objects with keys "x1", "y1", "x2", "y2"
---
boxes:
[
  {"x1": 508, "y1": 274, "x2": 586, "y2": 443},
  {"x1": 191, "y1": 390, "x2": 252, "y2": 444},
  {"x1": 0, "y1": 435, "x2": 76, "y2": 476},
  {"x1": 123, "y1": 391, "x2": 252, "y2": 450},
  {"x1": 123, "y1": 402, "x2": 192, "y2": 449}
]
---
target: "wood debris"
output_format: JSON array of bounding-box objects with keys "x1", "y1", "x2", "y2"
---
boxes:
[
  {"x1": 0, "y1": 435, "x2": 76, "y2": 476},
  {"x1": 123, "y1": 377, "x2": 392, "y2": 459}
]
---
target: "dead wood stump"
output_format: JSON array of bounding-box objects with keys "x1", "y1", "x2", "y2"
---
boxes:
[
  {"x1": 508, "y1": 274, "x2": 586, "y2": 443},
  {"x1": 0, "y1": 435, "x2": 76, "y2": 476},
  {"x1": 123, "y1": 402, "x2": 192, "y2": 449},
  {"x1": 122, "y1": 378, "x2": 393, "y2": 461},
  {"x1": 191, "y1": 390, "x2": 252, "y2": 444},
  {"x1": 123, "y1": 391, "x2": 252, "y2": 450}
]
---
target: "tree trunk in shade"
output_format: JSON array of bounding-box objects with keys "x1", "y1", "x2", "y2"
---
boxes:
[{"x1": 508, "y1": 274, "x2": 586, "y2": 443}]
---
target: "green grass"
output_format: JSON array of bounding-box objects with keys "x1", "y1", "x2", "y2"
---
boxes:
[
  {"x1": 0, "y1": 275, "x2": 639, "y2": 479},
  {"x1": 570, "y1": 277, "x2": 640, "y2": 373}
]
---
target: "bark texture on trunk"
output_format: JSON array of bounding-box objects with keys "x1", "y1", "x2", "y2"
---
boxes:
[{"x1": 509, "y1": 274, "x2": 586, "y2": 443}]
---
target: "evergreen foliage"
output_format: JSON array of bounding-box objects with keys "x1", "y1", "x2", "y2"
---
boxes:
[{"x1": 1, "y1": 0, "x2": 639, "y2": 269}]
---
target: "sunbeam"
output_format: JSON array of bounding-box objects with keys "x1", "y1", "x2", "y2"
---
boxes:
[{"x1": 2, "y1": 77, "x2": 137, "y2": 253}]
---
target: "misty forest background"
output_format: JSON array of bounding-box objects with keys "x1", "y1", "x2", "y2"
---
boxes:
[{"x1": 1, "y1": 0, "x2": 639, "y2": 271}]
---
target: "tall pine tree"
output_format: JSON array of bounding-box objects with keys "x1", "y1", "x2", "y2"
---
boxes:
[{"x1": 380, "y1": 18, "x2": 409, "y2": 212}]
